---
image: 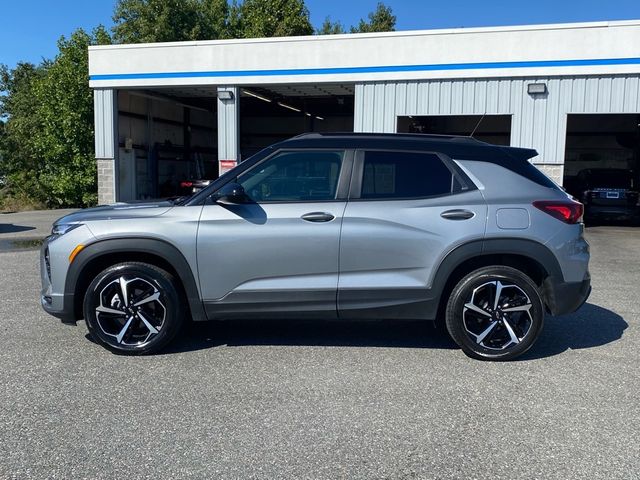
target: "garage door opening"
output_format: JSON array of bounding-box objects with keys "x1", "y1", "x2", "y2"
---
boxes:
[
  {"x1": 117, "y1": 88, "x2": 217, "y2": 201},
  {"x1": 239, "y1": 84, "x2": 354, "y2": 158},
  {"x1": 397, "y1": 115, "x2": 512, "y2": 145},
  {"x1": 563, "y1": 114, "x2": 640, "y2": 224}
]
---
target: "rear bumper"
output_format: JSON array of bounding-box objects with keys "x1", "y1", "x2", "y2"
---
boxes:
[
  {"x1": 542, "y1": 273, "x2": 591, "y2": 316},
  {"x1": 585, "y1": 205, "x2": 639, "y2": 220}
]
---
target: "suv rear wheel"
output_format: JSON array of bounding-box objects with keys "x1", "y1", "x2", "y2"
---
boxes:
[
  {"x1": 445, "y1": 266, "x2": 544, "y2": 361},
  {"x1": 83, "y1": 262, "x2": 184, "y2": 354}
]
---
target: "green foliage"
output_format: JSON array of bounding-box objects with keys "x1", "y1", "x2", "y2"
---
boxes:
[
  {"x1": 316, "y1": 16, "x2": 346, "y2": 35},
  {"x1": 0, "y1": 62, "x2": 47, "y2": 204},
  {"x1": 351, "y1": 2, "x2": 396, "y2": 33},
  {"x1": 235, "y1": 0, "x2": 313, "y2": 38},
  {"x1": 112, "y1": 0, "x2": 233, "y2": 43},
  {"x1": 0, "y1": 26, "x2": 111, "y2": 208},
  {"x1": 1, "y1": 1, "x2": 399, "y2": 209},
  {"x1": 113, "y1": 0, "x2": 314, "y2": 42},
  {"x1": 316, "y1": 3, "x2": 396, "y2": 36}
]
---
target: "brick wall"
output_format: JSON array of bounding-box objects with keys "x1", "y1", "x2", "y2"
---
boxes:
[
  {"x1": 97, "y1": 159, "x2": 116, "y2": 205},
  {"x1": 534, "y1": 164, "x2": 564, "y2": 186}
]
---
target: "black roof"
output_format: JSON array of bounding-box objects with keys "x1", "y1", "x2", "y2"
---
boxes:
[
  {"x1": 184, "y1": 132, "x2": 552, "y2": 207},
  {"x1": 274, "y1": 132, "x2": 538, "y2": 162}
]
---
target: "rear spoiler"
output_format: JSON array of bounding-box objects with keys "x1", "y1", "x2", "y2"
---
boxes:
[{"x1": 501, "y1": 146, "x2": 538, "y2": 162}]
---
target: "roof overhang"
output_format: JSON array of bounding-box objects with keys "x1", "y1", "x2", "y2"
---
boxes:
[{"x1": 89, "y1": 20, "x2": 640, "y2": 89}]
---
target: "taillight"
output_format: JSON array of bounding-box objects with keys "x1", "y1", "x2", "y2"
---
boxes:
[
  {"x1": 180, "y1": 181, "x2": 193, "y2": 188},
  {"x1": 533, "y1": 200, "x2": 584, "y2": 224}
]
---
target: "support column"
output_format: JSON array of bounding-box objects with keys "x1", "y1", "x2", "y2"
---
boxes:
[
  {"x1": 94, "y1": 89, "x2": 118, "y2": 204},
  {"x1": 217, "y1": 86, "x2": 240, "y2": 174}
]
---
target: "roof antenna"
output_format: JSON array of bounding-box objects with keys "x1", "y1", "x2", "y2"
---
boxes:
[{"x1": 470, "y1": 113, "x2": 486, "y2": 138}]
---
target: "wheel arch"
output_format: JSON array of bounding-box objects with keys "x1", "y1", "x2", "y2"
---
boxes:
[
  {"x1": 65, "y1": 238, "x2": 206, "y2": 323},
  {"x1": 431, "y1": 238, "x2": 563, "y2": 320}
]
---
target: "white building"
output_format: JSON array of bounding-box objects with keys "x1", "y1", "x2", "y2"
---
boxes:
[{"x1": 88, "y1": 20, "x2": 640, "y2": 204}]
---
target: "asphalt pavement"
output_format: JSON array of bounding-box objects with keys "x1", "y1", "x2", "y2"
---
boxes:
[
  {"x1": 0, "y1": 226, "x2": 638, "y2": 479},
  {"x1": 0, "y1": 209, "x2": 77, "y2": 250}
]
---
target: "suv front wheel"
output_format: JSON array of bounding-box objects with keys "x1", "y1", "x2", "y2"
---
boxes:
[
  {"x1": 445, "y1": 266, "x2": 544, "y2": 361},
  {"x1": 83, "y1": 262, "x2": 184, "y2": 354}
]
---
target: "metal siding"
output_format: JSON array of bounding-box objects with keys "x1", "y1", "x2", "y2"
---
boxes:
[
  {"x1": 610, "y1": 76, "x2": 626, "y2": 112},
  {"x1": 440, "y1": 81, "x2": 452, "y2": 114},
  {"x1": 544, "y1": 78, "x2": 562, "y2": 163},
  {"x1": 373, "y1": 83, "x2": 386, "y2": 132},
  {"x1": 217, "y1": 86, "x2": 239, "y2": 161},
  {"x1": 474, "y1": 80, "x2": 487, "y2": 113},
  {"x1": 428, "y1": 81, "x2": 440, "y2": 115},
  {"x1": 597, "y1": 77, "x2": 612, "y2": 112},
  {"x1": 394, "y1": 82, "x2": 407, "y2": 119},
  {"x1": 355, "y1": 74, "x2": 640, "y2": 165},
  {"x1": 94, "y1": 89, "x2": 116, "y2": 159},
  {"x1": 383, "y1": 82, "x2": 397, "y2": 132},
  {"x1": 570, "y1": 77, "x2": 585, "y2": 112},
  {"x1": 510, "y1": 79, "x2": 524, "y2": 146},
  {"x1": 584, "y1": 77, "x2": 599, "y2": 112}
]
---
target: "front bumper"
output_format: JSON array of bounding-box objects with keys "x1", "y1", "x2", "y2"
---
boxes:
[
  {"x1": 542, "y1": 272, "x2": 591, "y2": 316},
  {"x1": 40, "y1": 237, "x2": 77, "y2": 324}
]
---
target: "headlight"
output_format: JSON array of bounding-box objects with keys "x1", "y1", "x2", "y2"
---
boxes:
[{"x1": 51, "y1": 223, "x2": 82, "y2": 236}]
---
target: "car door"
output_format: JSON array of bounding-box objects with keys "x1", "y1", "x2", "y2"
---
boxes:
[
  {"x1": 338, "y1": 149, "x2": 487, "y2": 319},
  {"x1": 197, "y1": 149, "x2": 352, "y2": 320}
]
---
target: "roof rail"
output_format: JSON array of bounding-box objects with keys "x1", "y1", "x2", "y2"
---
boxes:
[{"x1": 290, "y1": 132, "x2": 484, "y2": 144}]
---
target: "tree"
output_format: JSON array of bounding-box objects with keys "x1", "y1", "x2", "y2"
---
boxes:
[
  {"x1": 113, "y1": 0, "x2": 198, "y2": 43},
  {"x1": 224, "y1": 0, "x2": 313, "y2": 38},
  {"x1": 112, "y1": 0, "x2": 233, "y2": 43},
  {"x1": 32, "y1": 26, "x2": 112, "y2": 207},
  {"x1": 351, "y1": 2, "x2": 396, "y2": 33},
  {"x1": 316, "y1": 16, "x2": 346, "y2": 35},
  {"x1": 0, "y1": 26, "x2": 111, "y2": 208},
  {"x1": 0, "y1": 62, "x2": 47, "y2": 203}
]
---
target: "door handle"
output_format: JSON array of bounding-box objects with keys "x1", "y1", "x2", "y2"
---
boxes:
[
  {"x1": 440, "y1": 209, "x2": 475, "y2": 220},
  {"x1": 301, "y1": 212, "x2": 335, "y2": 222}
]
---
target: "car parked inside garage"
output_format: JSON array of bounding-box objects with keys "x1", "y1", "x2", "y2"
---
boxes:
[{"x1": 578, "y1": 168, "x2": 640, "y2": 224}]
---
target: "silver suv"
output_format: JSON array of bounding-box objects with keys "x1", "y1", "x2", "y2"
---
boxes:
[{"x1": 40, "y1": 133, "x2": 591, "y2": 360}]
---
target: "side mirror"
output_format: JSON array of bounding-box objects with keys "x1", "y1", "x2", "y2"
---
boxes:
[{"x1": 215, "y1": 182, "x2": 249, "y2": 205}]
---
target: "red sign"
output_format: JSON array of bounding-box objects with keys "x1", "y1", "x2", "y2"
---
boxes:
[{"x1": 219, "y1": 159, "x2": 237, "y2": 174}]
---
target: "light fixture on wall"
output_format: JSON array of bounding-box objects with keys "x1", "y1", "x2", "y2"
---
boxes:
[
  {"x1": 527, "y1": 83, "x2": 547, "y2": 95},
  {"x1": 217, "y1": 90, "x2": 235, "y2": 101}
]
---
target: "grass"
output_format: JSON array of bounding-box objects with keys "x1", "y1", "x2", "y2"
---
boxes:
[{"x1": 0, "y1": 193, "x2": 46, "y2": 213}]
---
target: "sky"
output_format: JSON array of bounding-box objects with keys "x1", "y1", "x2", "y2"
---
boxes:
[{"x1": 1, "y1": 0, "x2": 639, "y2": 69}]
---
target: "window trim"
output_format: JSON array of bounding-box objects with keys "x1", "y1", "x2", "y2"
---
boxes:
[
  {"x1": 349, "y1": 148, "x2": 476, "y2": 201},
  {"x1": 210, "y1": 148, "x2": 354, "y2": 205}
]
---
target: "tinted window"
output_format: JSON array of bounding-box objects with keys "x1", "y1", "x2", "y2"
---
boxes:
[
  {"x1": 361, "y1": 151, "x2": 456, "y2": 199},
  {"x1": 238, "y1": 150, "x2": 343, "y2": 202}
]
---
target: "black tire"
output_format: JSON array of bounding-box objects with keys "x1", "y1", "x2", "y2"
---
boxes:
[
  {"x1": 445, "y1": 266, "x2": 544, "y2": 361},
  {"x1": 83, "y1": 262, "x2": 184, "y2": 355}
]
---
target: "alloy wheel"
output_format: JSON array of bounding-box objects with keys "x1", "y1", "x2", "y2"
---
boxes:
[
  {"x1": 95, "y1": 276, "x2": 166, "y2": 347},
  {"x1": 462, "y1": 280, "x2": 533, "y2": 351}
]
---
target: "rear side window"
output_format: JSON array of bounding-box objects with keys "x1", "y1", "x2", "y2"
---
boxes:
[{"x1": 361, "y1": 151, "x2": 459, "y2": 199}]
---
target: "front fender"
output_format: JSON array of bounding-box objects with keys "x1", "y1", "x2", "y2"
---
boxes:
[{"x1": 65, "y1": 237, "x2": 206, "y2": 322}]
